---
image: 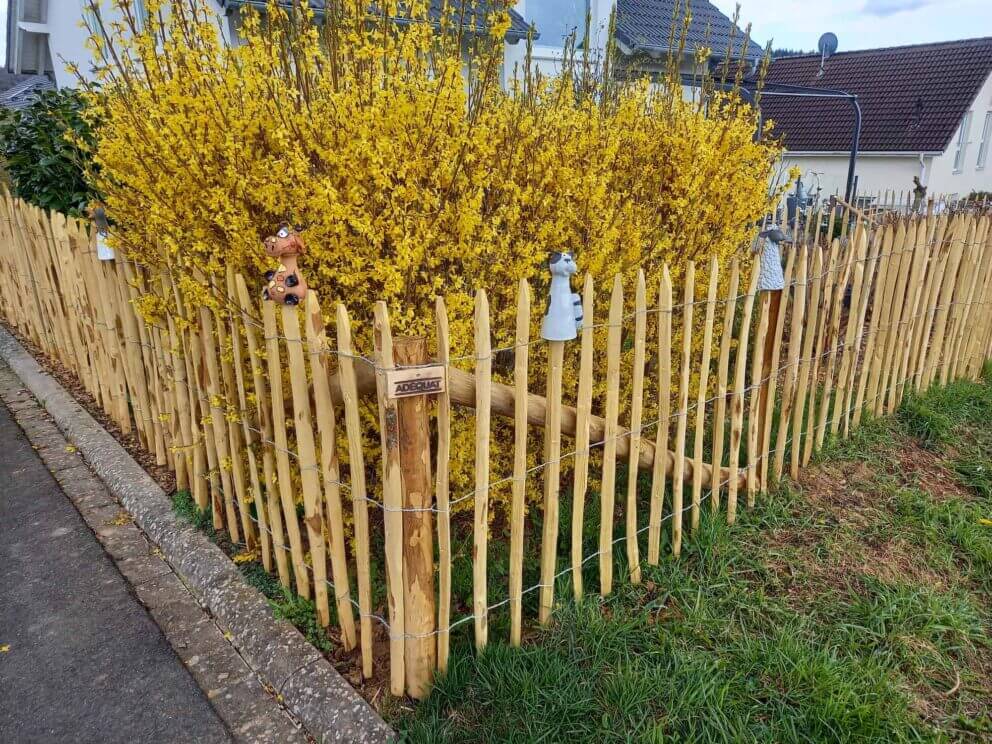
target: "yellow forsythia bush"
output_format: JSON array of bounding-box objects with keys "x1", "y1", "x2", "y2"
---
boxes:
[{"x1": 77, "y1": 0, "x2": 784, "y2": 514}]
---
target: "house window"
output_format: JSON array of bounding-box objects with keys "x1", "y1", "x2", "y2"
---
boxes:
[
  {"x1": 977, "y1": 112, "x2": 992, "y2": 170},
  {"x1": 82, "y1": 2, "x2": 98, "y2": 32},
  {"x1": 527, "y1": 1, "x2": 590, "y2": 45},
  {"x1": 134, "y1": 0, "x2": 150, "y2": 31},
  {"x1": 953, "y1": 111, "x2": 972, "y2": 173}
]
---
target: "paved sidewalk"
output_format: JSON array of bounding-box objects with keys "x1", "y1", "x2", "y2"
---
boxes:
[{"x1": 0, "y1": 400, "x2": 232, "y2": 744}]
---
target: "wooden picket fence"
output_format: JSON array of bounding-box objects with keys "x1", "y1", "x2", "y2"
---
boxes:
[{"x1": 2, "y1": 192, "x2": 992, "y2": 701}]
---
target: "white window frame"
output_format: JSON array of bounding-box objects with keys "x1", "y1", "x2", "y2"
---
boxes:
[
  {"x1": 953, "y1": 111, "x2": 972, "y2": 173},
  {"x1": 134, "y1": 0, "x2": 150, "y2": 31},
  {"x1": 977, "y1": 111, "x2": 992, "y2": 170},
  {"x1": 81, "y1": 1, "x2": 99, "y2": 32}
]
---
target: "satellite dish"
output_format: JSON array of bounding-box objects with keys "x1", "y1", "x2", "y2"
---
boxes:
[
  {"x1": 818, "y1": 32, "x2": 839, "y2": 58},
  {"x1": 817, "y1": 32, "x2": 838, "y2": 77}
]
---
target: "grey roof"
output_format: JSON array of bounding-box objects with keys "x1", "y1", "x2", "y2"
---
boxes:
[
  {"x1": 220, "y1": 1, "x2": 533, "y2": 42},
  {"x1": 763, "y1": 38, "x2": 992, "y2": 153},
  {"x1": 615, "y1": 0, "x2": 764, "y2": 60},
  {"x1": 0, "y1": 73, "x2": 44, "y2": 95},
  {"x1": 0, "y1": 74, "x2": 56, "y2": 111}
]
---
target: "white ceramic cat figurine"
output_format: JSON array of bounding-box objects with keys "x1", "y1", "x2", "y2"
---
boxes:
[{"x1": 541, "y1": 252, "x2": 582, "y2": 341}]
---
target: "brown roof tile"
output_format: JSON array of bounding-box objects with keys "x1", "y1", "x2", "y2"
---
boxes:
[{"x1": 761, "y1": 37, "x2": 992, "y2": 153}]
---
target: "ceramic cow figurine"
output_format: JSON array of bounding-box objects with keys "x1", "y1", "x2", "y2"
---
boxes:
[
  {"x1": 262, "y1": 224, "x2": 308, "y2": 306},
  {"x1": 541, "y1": 252, "x2": 583, "y2": 341}
]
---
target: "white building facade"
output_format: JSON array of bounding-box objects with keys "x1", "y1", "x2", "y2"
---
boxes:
[
  {"x1": 7, "y1": 1, "x2": 761, "y2": 93},
  {"x1": 764, "y1": 39, "x2": 992, "y2": 203}
]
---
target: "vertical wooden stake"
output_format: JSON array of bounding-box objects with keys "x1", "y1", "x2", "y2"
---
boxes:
[
  {"x1": 372, "y1": 302, "x2": 406, "y2": 697},
  {"x1": 855, "y1": 230, "x2": 894, "y2": 428},
  {"x1": 600, "y1": 276, "x2": 623, "y2": 591},
  {"x1": 671, "y1": 264, "x2": 694, "y2": 555},
  {"x1": 814, "y1": 242, "x2": 854, "y2": 450},
  {"x1": 647, "y1": 267, "x2": 672, "y2": 565},
  {"x1": 200, "y1": 308, "x2": 241, "y2": 543},
  {"x1": 507, "y1": 279, "x2": 529, "y2": 640},
  {"x1": 625, "y1": 270, "x2": 647, "y2": 582},
  {"x1": 840, "y1": 230, "x2": 881, "y2": 437},
  {"x1": 711, "y1": 259, "x2": 740, "y2": 512},
  {"x1": 758, "y1": 248, "x2": 796, "y2": 489},
  {"x1": 746, "y1": 293, "x2": 771, "y2": 505},
  {"x1": 235, "y1": 276, "x2": 289, "y2": 586},
  {"x1": 472, "y1": 291, "x2": 491, "y2": 649},
  {"x1": 262, "y1": 301, "x2": 310, "y2": 599},
  {"x1": 282, "y1": 306, "x2": 330, "y2": 628},
  {"x1": 728, "y1": 260, "x2": 761, "y2": 524},
  {"x1": 336, "y1": 304, "x2": 374, "y2": 679},
  {"x1": 539, "y1": 337, "x2": 564, "y2": 622},
  {"x1": 691, "y1": 258, "x2": 718, "y2": 531},
  {"x1": 434, "y1": 298, "x2": 453, "y2": 667},
  {"x1": 392, "y1": 336, "x2": 436, "y2": 701},
  {"x1": 571, "y1": 275, "x2": 594, "y2": 598},
  {"x1": 304, "y1": 294, "x2": 353, "y2": 641},
  {"x1": 773, "y1": 246, "x2": 809, "y2": 481},
  {"x1": 803, "y1": 240, "x2": 839, "y2": 465}
]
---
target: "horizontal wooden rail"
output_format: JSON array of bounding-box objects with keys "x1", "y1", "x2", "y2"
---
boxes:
[{"x1": 327, "y1": 356, "x2": 740, "y2": 489}]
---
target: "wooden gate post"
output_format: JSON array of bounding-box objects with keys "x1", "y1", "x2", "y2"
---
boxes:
[{"x1": 392, "y1": 336, "x2": 437, "y2": 700}]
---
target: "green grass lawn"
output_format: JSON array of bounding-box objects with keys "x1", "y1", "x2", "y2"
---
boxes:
[{"x1": 396, "y1": 368, "x2": 992, "y2": 743}]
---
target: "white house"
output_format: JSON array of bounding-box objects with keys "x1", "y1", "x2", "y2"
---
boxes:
[
  {"x1": 508, "y1": 0, "x2": 762, "y2": 85},
  {"x1": 763, "y1": 38, "x2": 992, "y2": 203},
  {"x1": 3, "y1": 1, "x2": 533, "y2": 88},
  {"x1": 6, "y1": 0, "x2": 761, "y2": 92}
]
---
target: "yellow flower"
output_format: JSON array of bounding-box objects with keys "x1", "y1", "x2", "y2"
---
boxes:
[
  {"x1": 232, "y1": 549, "x2": 259, "y2": 564},
  {"x1": 82, "y1": 0, "x2": 783, "y2": 517}
]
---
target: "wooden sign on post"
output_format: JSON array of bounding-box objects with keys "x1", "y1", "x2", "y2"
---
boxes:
[{"x1": 384, "y1": 364, "x2": 447, "y2": 400}]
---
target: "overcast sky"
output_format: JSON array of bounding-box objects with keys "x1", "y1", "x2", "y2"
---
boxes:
[{"x1": 714, "y1": 0, "x2": 992, "y2": 52}]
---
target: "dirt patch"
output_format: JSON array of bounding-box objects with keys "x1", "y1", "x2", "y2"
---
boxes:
[
  {"x1": 336, "y1": 622, "x2": 394, "y2": 711},
  {"x1": 855, "y1": 537, "x2": 950, "y2": 590},
  {"x1": 779, "y1": 449, "x2": 959, "y2": 604},
  {"x1": 885, "y1": 437, "x2": 973, "y2": 502},
  {"x1": 797, "y1": 460, "x2": 879, "y2": 526}
]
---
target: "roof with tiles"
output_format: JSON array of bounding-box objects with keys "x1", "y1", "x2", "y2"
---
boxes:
[
  {"x1": 761, "y1": 37, "x2": 992, "y2": 153},
  {"x1": 0, "y1": 74, "x2": 56, "y2": 112},
  {"x1": 615, "y1": 0, "x2": 764, "y2": 60},
  {"x1": 220, "y1": 1, "x2": 532, "y2": 41}
]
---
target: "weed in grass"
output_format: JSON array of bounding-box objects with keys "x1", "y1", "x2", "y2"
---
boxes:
[
  {"x1": 270, "y1": 592, "x2": 334, "y2": 654},
  {"x1": 239, "y1": 560, "x2": 285, "y2": 602},
  {"x1": 898, "y1": 395, "x2": 953, "y2": 450},
  {"x1": 171, "y1": 490, "x2": 216, "y2": 539},
  {"x1": 890, "y1": 487, "x2": 992, "y2": 587},
  {"x1": 952, "y1": 454, "x2": 992, "y2": 499},
  {"x1": 825, "y1": 576, "x2": 986, "y2": 670},
  {"x1": 815, "y1": 414, "x2": 895, "y2": 464}
]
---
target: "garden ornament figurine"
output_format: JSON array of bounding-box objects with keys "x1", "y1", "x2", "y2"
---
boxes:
[
  {"x1": 756, "y1": 224, "x2": 787, "y2": 292},
  {"x1": 541, "y1": 251, "x2": 583, "y2": 341},
  {"x1": 912, "y1": 175, "x2": 928, "y2": 214},
  {"x1": 754, "y1": 223, "x2": 788, "y2": 480},
  {"x1": 88, "y1": 202, "x2": 115, "y2": 261},
  {"x1": 262, "y1": 224, "x2": 308, "y2": 306}
]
